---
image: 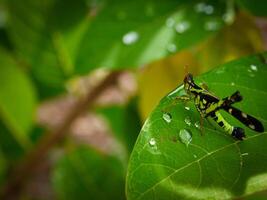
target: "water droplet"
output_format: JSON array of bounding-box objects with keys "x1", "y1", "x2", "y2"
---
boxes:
[
  {"x1": 194, "y1": 2, "x2": 206, "y2": 13},
  {"x1": 222, "y1": 13, "x2": 234, "y2": 24},
  {"x1": 175, "y1": 21, "x2": 190, "y2": 33},
  {"x1": 194, "y1": 121, "x2": 200, "y2": 129},
  {"x1": 166, "y1": 17, "x2": 175, "y2": 28},
  {"x1": 167, "y1": 43, "x2": 177, "y2": 53},
  {"x1": 194, "y1": 3, "x2": 214, "y2": 15},
  {"x1": 204, "y1": 20, "x2": 220, "y2": 31},
  {"x1": 185, "y1": 106, "x2": 190, "y2": 111},
  {"x1": 184, "y1": 116, "x2": 192, "y2": 126},
  {"x1": 193, "y1": 154, "x2": 197, "y2": 158},
  {"x1": 179, "y1": 129, "x2": 192, "y2": 146},
  {"x1": 149, "y1": 138, "x2": 156, "y2": 146},
  {"x1": 204, "y1": 5, "x2": 214, "y2": 15},
  {"x1": 122, "y1": 31, "x2": 139, "y2": 45},
  {"x1": 241, "y1": 152, "x2": 249, "y2": 156},
  {"x1": 231, "y1": 82, "x2": 235, "y2": 86},
  {"x1": 250, "y1": 64, "x2": 258, "y2": 71},
  {"x1": 163, "y1": 113, "x2": 172, "y2": 123}
]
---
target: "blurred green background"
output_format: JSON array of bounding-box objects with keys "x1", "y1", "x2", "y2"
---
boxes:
[{"x1": 0, "y1": 0, "x2": 266, "y2": 199}]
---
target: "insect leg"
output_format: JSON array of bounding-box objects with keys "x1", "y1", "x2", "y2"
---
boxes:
[
  {"x1": 223, "y1": 106, "x2": 264, "y2": 132},
  {"x1": 205, "y1": 91, "x2": 242, "y2": 116},
  {"x1": 209, "y1": 111, "x2": 245, "y2": 140},
  {"x1": 222, "y1": 91, "x2": 243, "y2": 106},
  {"x1": 161, "y1": 95, "x2": 190, "y2": 113}
]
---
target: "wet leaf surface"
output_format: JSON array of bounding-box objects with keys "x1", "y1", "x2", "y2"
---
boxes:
[{"x1": 127, "y1": 53, "x2": 267, "y2": 200}]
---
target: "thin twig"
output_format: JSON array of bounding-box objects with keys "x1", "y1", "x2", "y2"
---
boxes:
[{"x1": 1, "y1": 71, "x2": 122, "y2": 199}]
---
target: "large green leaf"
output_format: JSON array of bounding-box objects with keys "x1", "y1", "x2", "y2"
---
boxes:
[
  {"x1": 126, "y1": 53, "x2": 267, "y2": 200},
  {"x1": 52, "y1": 146, "x2": 126, "y2": 200},
  {"x1": 0, "y1": 49, "x2": 36, "y2": 158},
  {"x1": 75, "y1": 0, "x2": 229, "y2": 73}
]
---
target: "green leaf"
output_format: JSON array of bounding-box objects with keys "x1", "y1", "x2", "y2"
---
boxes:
[
  {"x1": 126, "y1": 53, "x2": 267, "y2": 200},
  {"x1": 0, "y1": 49, "x2": 36, "y2": 158},
  {"x1": 237, "y1": 0, "x2": 267, "y2": 16},
  {"x1": 75, "y1": 0, "x2": 228, "y2": 73},
  {"x1": 52, "y1": 146, "x2": 126, "y2": 200},
  {"x1": 5, "y1": 0, "x2": 88, "y2": 97}
]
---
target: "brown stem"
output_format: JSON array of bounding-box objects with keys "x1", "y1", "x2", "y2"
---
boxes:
[{"x1": 1, "y1": 71, "x2": 122, "y2": 199}]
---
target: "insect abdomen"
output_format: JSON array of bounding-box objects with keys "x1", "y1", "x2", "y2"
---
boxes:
[{"x1": 209, "y1": 111, "x2": 245, "y2": 140}]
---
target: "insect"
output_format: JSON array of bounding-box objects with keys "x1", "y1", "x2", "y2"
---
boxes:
[{"x1": 182, "y1": 73, "x2": 264, "y2": 140}]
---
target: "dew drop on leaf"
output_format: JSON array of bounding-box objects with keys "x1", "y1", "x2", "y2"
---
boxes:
[
  {"x1": 184, "y1": 116, "x2": 192, "y2": 126},
  {"x1": 166, "y1": 43, "x2": 177, "y2": 53},
  {"x1": 149, "y1": 138, "x2": 156, "y2": 146},
  {"x1": 184, "y1": 106, "x2": 190, "y2": 111},
  {"x1": 179, "y1": 129, "x2": 192, "y2": 146},
  {"x1": 194, "y1": 2, "x2": 214, "y2": 15},
  {"x1": 163, "y1": 113, "x2": 172, "y2": 123},
  {"x1": 222, "y1": 12, "x2": 234, "y2": 24},
  {"x1": 231, "y1": 82, "x2": 235, "y2": 86},
  {"x1": 194, "y1": 121, "x2": 200, "y2": 129},
  {"x1": 250, "y1": 64, "x2": 258, "y2": 71},
  {"x1": 175, "y1": 21, "x2": 190, "y2": 33},
  {"x1": 166, "y1": 17, "x2": 175, "y2": 28},
  {"x1": 204, "y1": 20, "x2": 220, "y2": 31},
  {"x1": 194, "y1": 2, "x2": 206, "y2": 13},
  {"x1": 122, "y1": 31, "x2": 139, "y2": 45}
]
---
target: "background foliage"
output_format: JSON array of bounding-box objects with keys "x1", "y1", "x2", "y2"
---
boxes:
[{"x1": 0, "y1": 0, "x2": 266, "y2": 199}]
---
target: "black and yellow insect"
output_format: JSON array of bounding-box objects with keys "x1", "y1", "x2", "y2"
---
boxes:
[{"x1": 183, "y1": 73, "x2": 264, "y2": 140}]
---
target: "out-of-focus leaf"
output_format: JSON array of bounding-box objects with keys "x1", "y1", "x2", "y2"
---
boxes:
[
  {"x1": 0, "y1": 149, "x2": 7, "y2": 185},
  {"x1": 75, "y1": 0, "x2": 228, "y2": 73},
  {"x1": 237, "y1": 0, "x2": 267, "y2": 16},
  {"x1": 52, "y1": 146, "x2": 125, "y2": 200},
  {"x1": 0, "y1": 49, "x2": 36, "y2": 158},
  {"x1": 127, "y1": 53, "x2": 267, "y2": 200},
  {"x1": 5, "y1": 0, "x2": 89, "y2": 98},
  {"x1": 0, "y1": 4, "x2": 12, "y2": 50},
  {"x1": 197, "y1": 12, "x2": 264, "y2": 69},
  {"x1": 97, "y1": 98, "x2": 142, "y2": 153}
]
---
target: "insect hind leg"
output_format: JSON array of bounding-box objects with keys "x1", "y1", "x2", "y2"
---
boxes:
[
  {"x1": 223, "y1": 91, "x2": 243, "y2": 106},
  {"x1": 209, "y1": 111, "x2": 246, "y2": 140},
  {"x1": 232, "y1": 127, "x2": 245, "y2": 140}
]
